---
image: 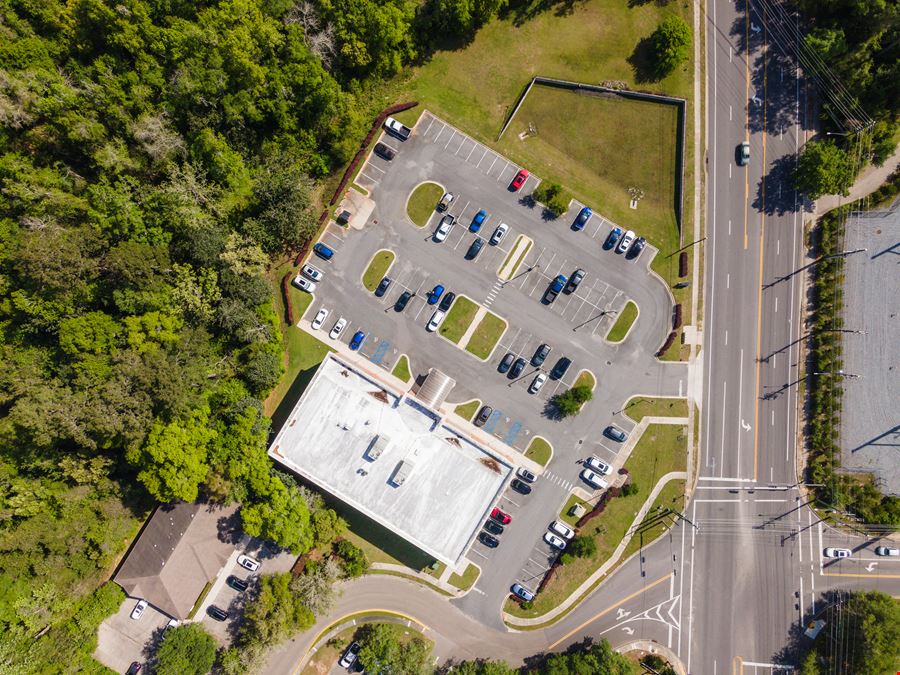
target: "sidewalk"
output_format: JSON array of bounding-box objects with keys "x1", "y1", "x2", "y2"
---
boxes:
[{"x1": 815, "y1": 145, "x2": 899, "y2": 214}]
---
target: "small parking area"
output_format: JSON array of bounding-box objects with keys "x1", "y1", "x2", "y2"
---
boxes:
[{"x1": 96, "y1": 599, "x2": 170, "y2": 674}]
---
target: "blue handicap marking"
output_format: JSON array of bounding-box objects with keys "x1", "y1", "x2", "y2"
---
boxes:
[
  {"x1": 504, "y1": 421, "x2": 522, "y2": 446},
  {"x1": 484, "y1": 409, "x2": 503, "y2": 433},
  {"x1": 370, "y1": 340, "x2": 391, "y2": 365}
]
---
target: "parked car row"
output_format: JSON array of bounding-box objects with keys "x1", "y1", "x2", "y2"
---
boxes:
[
  {"x1": 292, "y1": 243, "x2": 336, "y2": 293},
  {"x1": 580, "y1": 454, "x2": 614, "y2": 490},
  {"x1": 497, "y1": 342, "x2": 573, "y2": 395},
  {"x1": 603, "y1": 226, "x2": 646, "y2": 259}
]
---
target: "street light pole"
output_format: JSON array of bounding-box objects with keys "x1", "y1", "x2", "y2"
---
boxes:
[{"x1": 812, "y1": 370, "x2": 861, "y2": 379}]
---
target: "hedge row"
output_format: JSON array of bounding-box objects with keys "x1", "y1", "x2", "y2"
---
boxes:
[
  {"x1": 282, "y1": 272, "x2": 294, "y2": 325},
  {"x1": 868, "y1": 167, "x2": 900, "y2": 207},
  {"x1": 656, "y1": 330, "x2": 677, "y2": 357},
  {"x1": 329, "y1": 101, "x2": 418, "y2": 206},
  {"x1": 679, "y1": 251, "x2": 688, "y2": 277},
  {"x1": 673, "y1": 303, "x2": 683, "y2": 330}
]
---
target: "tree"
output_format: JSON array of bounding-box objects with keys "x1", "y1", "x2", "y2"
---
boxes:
[
  {"x1": 568, "y1": 535, "x2": 597, "y2": 559},
  {"x1": 431, "y1": 0, "x2": 508, "y2": 35},
  {"x1": 290, "y1": 557, "x2": 341, "y2": 615},
  {"x1": 357, "y1": 623, "x2": 431, "y2": 675},
  {"x1": 531, "y1": 181, "x2": 570, "y2": 217},
  {"x1": 540, "y1": 638, "x2": 637, "y2": 674},
  {"x1": 311, "y1": 507, "x2": 347, "y2": 548},
  {"x1": 794, "y1": 140, "x2": 856, "y2": 199},
  {"x1": 242, "y1": 573, "x2": 315, "y2": 646},
  {"x1": 335, "y1": 539, "x2": 369, "y2": 577},
  {"x1": 553, "y1": 385, "x2": 593, "y2": 417},
  {"x1": 650, "y1": 16, "x2": 692, "y2": 79},
  {"x1": 155, "y1": 624, "x2": 216, "y2": 675},
  {"x1": 451, "y1": 659, "x2": 518, "y2": 675}
]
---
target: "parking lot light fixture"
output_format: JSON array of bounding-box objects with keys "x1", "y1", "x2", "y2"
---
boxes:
[{"x1": 812, "y1": 370, "x2": 861, "y2": 379}]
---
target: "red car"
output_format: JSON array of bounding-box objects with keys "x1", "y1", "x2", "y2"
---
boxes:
[
  {"x1": 510, "y1": 168, "x2": 529, "y2": 191},
  {"x1": 491, "y1": 507, "x2": 512, "y2": 525}
]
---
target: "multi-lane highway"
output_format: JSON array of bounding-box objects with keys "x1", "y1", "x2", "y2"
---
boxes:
[{"x1": 263, "y1": 1, "x2": 900, "y2": 673}]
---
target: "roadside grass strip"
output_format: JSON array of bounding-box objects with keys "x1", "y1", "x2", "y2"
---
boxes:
[
  {"x1": 622, "y1": 396, "x2": 689, "y2": 422},
  {"x1": 605, "y1": 300, "x2": 638, "y2": 343},
  {"x1": 439, "y1": 295, "x2": 478, "y2": 343},
  {"x1": 448, "y1": 563, "x2": 480, "y2": 591},
  {"x1": 463, "y1": 311, "x2": 507, "y2": 360},
  {"x1": 498, "y1": 235, "x2": 533, "y2": 280},
  {"x1": 362, "y1": 249, "x2": 395, "y2": 292},
  {"x1": 453, "y1": 399, "x2": 481, "y2": 421},
  {"x1": 391, "y1": 355, "x2": 412, "y2": 383},
  {"x1": 406, "y1": 181, "x2": 444, "y2": 227},
  {"x1": 505, "y1": 423, "x2": 687, "y2": 618},
  {"x1": 525, "y1": 436, "x2": 553, "y2": 467}
]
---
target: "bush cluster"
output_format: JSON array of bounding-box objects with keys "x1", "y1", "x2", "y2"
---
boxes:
[{"x1": 532, "y1": 182, "x2": 571, "y2": 217}]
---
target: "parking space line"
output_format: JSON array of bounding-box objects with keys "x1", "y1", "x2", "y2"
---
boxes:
[
  {"x1": 527, "y1": 558, "x2": 549, "y2": 571},
  {"x1": 475, "y1": 148, "x2": 489, "y2": 167},
  {"x1": 444, "y1": 130, "x2": 457, "y2": 149},
  {"x1": 503, "y1": 497, "x2": 521, "y2": 508},
  {"x1": 433, "y1": 124, "x2": 445, "y2": 143},
  {"x1": 466, "y1": 144, "x2": 477, "y2": 161},
  {"x1": 496, "y1": 160, "x2": 512, "y2": 181},
  {"x1": 424, "y1": 117, "x2": 435, "y2": 135},
  {"x1": 366, "y1": 163, "x2": 386, "y2": 174},
  {"x1": 470, "y1": 549, "x2": 488, "y2": 560},
  {"x1": 487, "y1": 156, "x2": 498, "y2": 174},
  {"x1": 456, "y1": 137, "x2": 466, "y2": 154}
]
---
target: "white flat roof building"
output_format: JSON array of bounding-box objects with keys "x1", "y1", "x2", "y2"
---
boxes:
[{"x1": 269, "y1": 355, "x2": 511, "y2": 564}]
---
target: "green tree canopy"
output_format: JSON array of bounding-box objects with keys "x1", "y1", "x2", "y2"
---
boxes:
[
  {"x1": 650, "y1": 15, "x2": 692, "y2": 80},
  {"x1": 155, "y1": 623, "x2": 217, "y2": 675},
  {"x1": 554, "y1": 385, "x2": 593, "y2": 417},
  {"x1": 794, "y1": 140, "x2": 856, "y2": 199}
]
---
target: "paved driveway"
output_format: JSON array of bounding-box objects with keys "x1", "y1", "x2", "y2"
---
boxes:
[
  {"x1": 95, "y1": 598, "x2": 170, "y2": 673},
  {"x1": 300, "y1": 112, "x2": 687, "y2": 621}
]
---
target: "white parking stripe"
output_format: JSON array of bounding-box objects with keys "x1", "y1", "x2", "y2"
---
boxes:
[
  {"x1": 424, "y1": 117, "x2": 435, "y2": 135},
  {"x1": 444, "y1": 130, "x2": 457, "y2": 149},
  {"x1": 475, "y1": 148, "x2": 489, "y2": 167},
  {"x1": 433, "y1": 124, "x2": 445, "y2": 143}
]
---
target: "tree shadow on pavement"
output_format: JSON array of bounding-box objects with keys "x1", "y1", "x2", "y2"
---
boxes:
[{"x1": 752, "y1": 154, "x2": 812, "y2": 216}]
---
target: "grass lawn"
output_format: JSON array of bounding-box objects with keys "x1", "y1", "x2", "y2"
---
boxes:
[
  {"x1": 303, "y1": 626, "x2": 356, "y2": 675},
  {"x1": 392, "y1": 354, "x2": 412, "y2": 383},
  {"x1": 573, "y1": 370, "x2": 595, "y2": 390},
  {"x1": 465, "y1": 311, "x2": 507, "y2": 359},
  {"x1": 506, "y1": 423, "x2": 687, "y2": 618},
  {"x1": 440, "y1": 296, "x2": 478, "y2": 343},
  {"x1": 449, "y1": 563, "x2": 480, "y2": 591},
  {"x1": 266, "y1": 261, "x2": 333, "y2": 419},
  {"x1": 362, "y1": 249, "x2": 395, "y2": 292},
  {"x1": 621, "y1": 479, "x2": 686, "y2": 563},
  {"x1": 623, "y1": 396, "x2": 689, "y2": 422},
  {"x1": 560, "y1": 493, "x2": 591, "y2": 528},
  {"x1": 607, "y1": 300, "x2": 638, "y2": 342},
  {"x1": 454, "y1": 399, "x2": 481, "y2": 421},
  {"x1": 407, "y1": 182, "x2": 444, "y2": 227},
  {"x1": 525, "y1": 436, "x2": 553, "y2": 467}
]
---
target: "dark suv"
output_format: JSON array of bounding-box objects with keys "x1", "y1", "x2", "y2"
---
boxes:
[
  {"x1": 466, "y1": 237, "x2": 485, "y2": 260},
  {"x1": 498, "y1": 352, "x2": 515, "y2": 374},
  {"x1": 509, "y1": 357, "x2": 526, "y2": 379},
  {"x1": 226, "y1": 576, "x2": 249, "y2": 592},
  {"x1": 531, "y1": 343, "x2": 551, "y2": 367},
  {"x1": 550, "y1": 357, "x2": 571, "y2": 380},
  {"x1": 439, "y1": 292, "x2": 456, "y2": 311},
  {"x1": 564, "y1": 269, "x2": 585, "y2": 294}
]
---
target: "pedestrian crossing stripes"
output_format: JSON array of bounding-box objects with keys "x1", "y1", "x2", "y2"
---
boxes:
[{"x1": 542, "y1": 471, "x2": 574, "y2": 492}]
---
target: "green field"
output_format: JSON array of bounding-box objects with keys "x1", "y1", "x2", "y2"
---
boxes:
[
  {"x1": 465, "y1": 311, "x2": 507, "y2": 359},
  {"x1": 440, "y1": 296, "x2": 478, "y2": 343},
  {"x1": 407, "y1": 182, "x2": 444, "y2": 227},
  {"x1": 362, "y1": 250, "x2": 395, "y2": 292},
  {"x1": 607, "y1": 300, "x2": 638, "y2": 342},
  {"x1": 623, "y1": 396, "x2": 689, "y2": 422},
  {"x1": 392, "y1": 355, "x2": 412, "y2": 383},
  {"x1": 525, "y1": 436, "x2": 553, "y2": 467},
  {"x1": 507, "y1": 422, "x2": 687, "y2": 618},
  {"x1": 454, "y1": 399, "x2": 481, "y2": 421}
]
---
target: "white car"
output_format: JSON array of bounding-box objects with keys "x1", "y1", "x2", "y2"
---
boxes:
[
  {"x1": 437, "y1": 192, "x2": 454, "y2": 212},
  {"x1": 130, "y1": 599, "x2": 148, "y2": 620},
  {"x1": 237, "y1": 554, "x2": 261, "y2": 571},
  {"x1": 528, "y1": 372, "x2": 547, "y2": 394},
  {"x1": 292, "y1": 274, "x2": 316, "y2": 293},
  {"x1": 426, "y1": 310, "x2": 445, "y2": 332},
  {"x1": 302, "y1": 263, "x2": 324, "y2": 282},
  {"x1": 435, "y1": 215, "x2": 454, "y2": 242},
  {"x1": 580, "y1": 469, "x2": 609, "y2": 490},
  {"x1": 490, "y1": 223, "x2": 509, "y2": 245},
  {"x1": 875, "y1": 546, "x2": 899, "y2": 556},
  {"x1": 616, "y1": 230, "x2": 635, "y2": 254},
  {"x1": 330, "y1": 317, "x2": 347, "y2": 340},
  {"x1": 543, "y1": 532, "x2": 567, "y2": 551},
  {"x1": 549, "y1": 520, "x2": 575, "y2": 540},
  {"x1": 585, "y1": 456, "x2": 612, "y2": 476},
  {"x1": 823, "y1": 547, "x2": 851, "y2": 559},
  {"x1": 311, "y1": 308, "x2": 329, "y2": 330}
]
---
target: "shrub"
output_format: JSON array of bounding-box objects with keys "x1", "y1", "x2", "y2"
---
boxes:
[
  {"x1": 673, "y1": 303, "x2": 683, "y2": 329},
  {"x1": 622, "y1": 482, "x2": 640, "y2": 497},
  {"x1": 335, "y1": 539, "x2": 369, "y2": 577},
  {"x1": 679, "y1": 250, "x2": 688, "y2": 277},
  {"x1": 156, "y1": 624, "x2": 216, "y2": 675},
  {"x1": 656, "y1": 330, "x2": 677, "y2": 357},
  {"x1": 553, "y1": 385, "x2": 593, "y2": 417},
  {"x1": 281, "y1": 272, "x2": 294, "y2": 324},
  {"x1": 568, "y1": 534, "x2": 597, "y2": 558}
]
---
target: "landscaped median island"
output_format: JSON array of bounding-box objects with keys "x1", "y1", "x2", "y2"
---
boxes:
[
  {"x1": 362, "y1": 249, "x2": 395, "y2": 292},
  {"x1": 439, "y1": 296, "x2": 479, "y2": 343},
  {"x1": 391, "y1": 355, "x2": 412, "y2": 383},
  {"x1": 406, "y1": 181, "x2": 444, "y2": 227},
  {"x1": 606, "y1": 300, "x2": 638, "y2": 342},
  {"x1": 622, "y1": 395, "x2": 688, "y2": 422},
  {"x1": 525, "y1": 436, "x2": 553, "y2": 467},
  {"x1": 505, "y1": 422, "x2": 687, "y2": 621},
  {"x1": 498, "y1": 234, "x2": 533, "y2": 280},
  {"x1": 465, "y1": 311, "x2": 507, "y2": 360},
  {"x1": 454, "y1": 399, "x2": 481, "y2": 421},
  {"x1": 448, "y1": 563, "x2": 480, "y2": 591}
]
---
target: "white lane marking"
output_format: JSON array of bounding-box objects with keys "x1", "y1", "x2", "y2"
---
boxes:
[
  {"x1": 728, "y1": 219, "x2": 732, "y2": 235},
  {"x1": 736, "y1": 349, "x2": 745, "y2": 473},
  {"x1": 466, "y1": 144, "x2": 476, "y2": 161},
  {"x1": 729, "y1": 105, "x2": 732, "y2": 120},
  {"x1": 444, "y1": 130, "x2": 456, "y2": 149},
  {"x1": 726, "y1": 273, "x2": 730, "y2": 289},
  {"x1": 487, "y1": 156, "x2": 498, "y2": 173},
  {"x1": 718, "y1": 380, "x2": 727, "y2": 476},
  {"x1": 775, "y1": 297, "x2": 778, "y2": 313},
  {"x1": 475, "y1": 148, "x2": 488, "y2": 167},
  {"x1": 697, "y1": 476, "x2": 756, "y2": 482},
  {"x1": 776, "y1": 239, "x2": 780, "y2": 255},
  {"x1": 686, "y1": 499, "x2": 698, "y2": 671},
  {"x1": 433, "y1": 125, "x2": 445, "y2": 143},
  {"x1": 771, "y1": 410, "x2": 775, "y2": 426},
  {"x1": 424, "y1": 117, "x2": 435, "y2": 135},
  {"x1": 725, "y1": 330, "x2": 728, "y2": 345},
  {"x1": 817, "y1": 520, "x2": 823, "y2": 575},
  {"x1": 456, "y1": 137, "x2": 465, "y2": 154}
]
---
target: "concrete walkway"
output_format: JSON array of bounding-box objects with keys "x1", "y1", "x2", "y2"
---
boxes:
[
  {"x1": 370, "y1": 562, "x2": 475, "y2": 598},
  {"x1": 816, "y1": 145, "x2": 899, "y2": 214},
  {"x1": 503, "y1": 468, "x2": 688, "y2": 627}
]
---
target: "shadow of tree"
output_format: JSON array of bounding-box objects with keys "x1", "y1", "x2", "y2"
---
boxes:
[
  {"x1": 627, "y1": 35, "x2": 660, "y2": 84},
  {"x1": 503, "y1": 0, "x2": 588, "y2": 27},
  {"x1": 542, "y1": 397, "x2": 563, "y2": 421}
]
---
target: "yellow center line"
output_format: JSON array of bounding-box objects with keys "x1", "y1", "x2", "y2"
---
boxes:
[
  {"x1": 546, "y1": 574, "x2": 672, "y2": 650},
  {"x1": 823, "y1": 572, "x2": 900, "y2": 579}
]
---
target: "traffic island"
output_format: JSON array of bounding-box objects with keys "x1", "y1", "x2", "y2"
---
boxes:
[
  {"x1": 463, "y1": 310, "x2": 507, "y2": 360},
  {"x1": 406, "y1": 182, "x2": 444, "y2": 227},
  {"x1": 438, "y1": 296, "x2": 478, "y2": 343},
  {"x1": 361, "y1": 249, "x2": 395, "y2": 292},
  {"x1": 606, "y1": 300, "x2": 638, "y2": 343},
  {"x1": 453, "y1": 399, "x2": 481, "y2": 421},
  {"x1": 525, "y1": 436, "x2": 553, "y2": 467}
]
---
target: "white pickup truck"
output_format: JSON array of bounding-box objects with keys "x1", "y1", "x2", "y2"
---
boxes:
[{"x1": 383, "y1": 116, "x2": 411, "y2": 141}]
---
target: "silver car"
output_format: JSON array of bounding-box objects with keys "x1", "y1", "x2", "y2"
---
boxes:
[
  {"x1": 616, "y1": 230, "x2": 635, "y2": 254},
  {"x1": 490, "y1": 223, "x2": 509, "y2": 245},
  {"x1": 292, "y1": 275, "x2": 316, "y2": 293},
  {"x1": 580, "y1": 469, "x2": 608, "y2": 490},
  {"x1": 511, "y1": 583, "x2": 534, "y2": 602},
  {"x1": 544, "y1": 532, "x2": 567, "y2": 550},
  {"x1": 330, "y1": 317, "x2": 347, "y2": 339},
  {"x1": 585, "y1": 455, "x2": 612, "y2": 476},
  {"x1": 302, "y1": 263, "x2": 324, "y2": 282},
  {"x1": 311, "y1": 308, "x2": 328, "y2": 330},
  {"x1": 435, "y1": 215, "x2": 454, "y2": 242}
]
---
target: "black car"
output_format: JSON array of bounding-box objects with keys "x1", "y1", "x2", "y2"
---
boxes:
[
  {"x1": 509, "y1": 357, "x2": 527, "y2": 379},
  {"x1": 498, "y1": 352, "x2": 515, "y2": 374},
  {"x1": 126, "y1": 663, "x2": 142, "y2": 675},
  {"x1": 550, "y1": 357, "x2": 572, "y2": 380},
  {"x1": 474, "y1": 405, "x2": 493, "y2": 427},
  {"x1": 629, "y1": 237, "x2": 646, "y2": 259},
  {"x1": 226, "y1": 575, "x2": 249, "y2": 592},
  {"x1": 375, "y1": 276, "x2": 392, "y2": 297},
  {"x1": 465, "y1": 237, "x2": 485, "y2": 260},
  {"x1": 439, "y1": 291, "x2": 456, "y2": 311},
  {"x1": 531, "y1": 343, "x2": 551, "y2": 367},
  {"x1": 373, "y1": 142, "x2": 396, "y2": 161},
  {"x1": 511, "y1": 479, "x2": 532, "y2": 495},
  {"x1": 604, "y1": 425, "x2": 628, "y2": 442},
  {"x1": 395, "y1": 290, "x2": 413, "y2": 312},
  {"x1": 484, "y1": 519, "x2": 504, "y2": 536},
  {"x1": 479, "y1": 532, "x2": 500, "y2": 548},
  {"x1": 207, "y1": 605, "x2": 229, "y2": 621},
  {"x1": 564, "y1": 269, "x2": 585, "y2": 294}
]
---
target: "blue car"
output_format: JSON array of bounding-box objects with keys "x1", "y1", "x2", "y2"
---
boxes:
[
  {"x1": 574, "y1": 207, "x2": 592, "y2": 230},
  {"x1": 349, "y1": 330, "x2": 366, "y2": 351},
  {"x1": 545, "y1": 274, "x2": 567, "y2": 303},
  {"x1": 428, "y1": 284, "x2": 445, "y2": 305},
  {"x1": 603, "y1": 227, "x2": 623, "y2": 250},
  {"x1": 469, "y1": 209, "x2": 487, "y2": 233},
  {"x1": 313, "y1": 243, "x2": 334, "y2": 260}
]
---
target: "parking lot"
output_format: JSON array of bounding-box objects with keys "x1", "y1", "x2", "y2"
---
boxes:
[{"x1": 298, "y1": 111, "x2": 686, "y2": 623}]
